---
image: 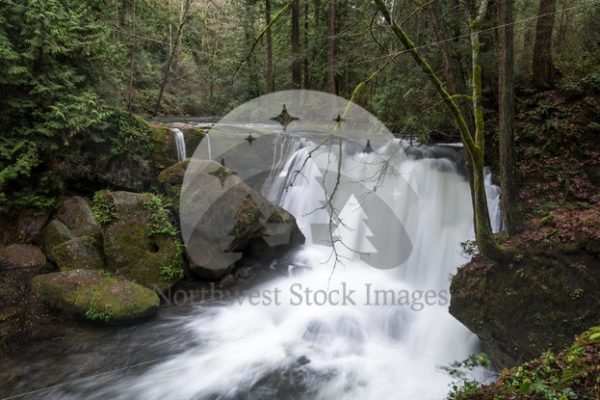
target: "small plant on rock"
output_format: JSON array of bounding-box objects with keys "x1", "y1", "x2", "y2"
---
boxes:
[{"x1": 92, "y1": 191, "x2": 117, "y2": 226}]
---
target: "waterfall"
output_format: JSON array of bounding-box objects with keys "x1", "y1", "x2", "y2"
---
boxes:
[
  {"x1": 171, "y1": 128, "x2": 187, "y2": 162},
  {"x1": 205, "y1": 132, "x2": 212, "y2": 161},
  {"x1": 65, "y1": 136, "x2": 501, "y2": 400}
]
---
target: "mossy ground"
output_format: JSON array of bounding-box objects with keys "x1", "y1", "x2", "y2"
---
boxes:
[{"x1": 450, "y1": 327, "x2": 600, "y2": 400}]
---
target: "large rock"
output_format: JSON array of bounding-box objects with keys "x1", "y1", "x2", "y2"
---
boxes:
[
  {"x1": 0, "y1": 211, "x2": 49, "y2": 246},
  {"x1": 55, "y1": 196, "x2": 102, "y2": 240},
  {"x1": 158, "y1": 160, "x2": 189, "y2": 185},
  {"x1": 36, "y1": 220, "x2": 75, "y2": 262},
  {"x1": 51, "y1": 237, "x2": 104, "y2": 271},
  {"x1": 450, "y1": 247, "x2": 600, "y2": 368},
  {"x1": 32, "y1": 269, "x2": 159, "y2": 323},
  {"x1": 99, "y1": 155, "x2": 153, "y2": 192},
  {"x1": 0, "y1": 244, "x2": 46, "y2": 270},
  {"x1": 158, "y1": 160, "x2": 189, "y2": 213},
  {"x1": 180, "y1": 160, "x2": 304, "y2": 279},
  {"x1": 101, "y1": 191, "x2": 183, "y2": 291}
]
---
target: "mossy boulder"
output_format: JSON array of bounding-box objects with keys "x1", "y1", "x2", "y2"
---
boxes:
[
  {"x1": 180, "y1": 160, "x2": 304, "y2": 279},
  {"x1": 55, "y1": 196, "x2": 102, "y2": 241},
  {"x1": 32, "y1": 269, "x2": 160, "y2": 323},
  {"x1": 51, "y1": 237, "x2": 104, "y2": 271},
  {"x1": 158, "y1": 160, "x2": 189, "y2": 185},
  {"x1": 450, "y1": 246, "x2": 600, "y2": 368},
  {"x1": 158, "y1": 161, "x2": 189, "y2": 213},
  {"x1": 149, "y1": 125, "x2": 177, "y2": 171},
  {"x1": 36, "y1": 220, "x2": 75, "y2": 261},
  {"x1": 100, "y1": 191, "x2": 184, "y2": 292},
  {"x1": 0, "y1": 244, "x2": 46, "y2": 270}
]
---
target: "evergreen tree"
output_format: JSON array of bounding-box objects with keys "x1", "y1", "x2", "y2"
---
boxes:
[{"x1": 0, "y1": 0, "x2": 122, "y2": 210}]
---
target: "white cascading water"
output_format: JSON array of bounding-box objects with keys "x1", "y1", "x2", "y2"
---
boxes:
[
  {"x1": 77, "y1": 136, "x2": 500, "y2": 400},
  {"x1": 172, "y1": 128, "x2": 187, "y2": 161}
]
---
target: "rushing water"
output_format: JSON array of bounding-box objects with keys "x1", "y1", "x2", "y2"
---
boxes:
[
  {"x1": 172, "y1": 128, "x2": 187, "y2": 162},
  {"x1": 1, "y1": 133, "x2": 500, "y2": 400}
]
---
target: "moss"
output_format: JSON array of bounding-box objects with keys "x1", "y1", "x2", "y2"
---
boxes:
[
  {"x1": 102, "y1": 191, "x2": 183, "y2": 292},
  {"x1": 149, "y1": 125, "x2": 175, "y2": 170},
  {"x1": 267, "y1": 210, "x2": 292, "y2": 224},
  {"x1": 51, "y1": 236, "x2": 104, "y2": 271},
  {"x1": 158, "y1": 160, "x2": 189, "y2": 185},
  {"x1": 231, "y1": 195, "x2": 263, "y2": 239},
  {"x1": 209, "y1": 165, "x2": 233, "y2": 185},
  {"x1": 32, "y1": 270, "x2": 160, "y2": 323}
]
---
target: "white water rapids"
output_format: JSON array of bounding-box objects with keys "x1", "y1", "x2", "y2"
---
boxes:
[
  {"x1": 70, "y1": 135, "x2": 500, "y2": 400},
  {"x1": 172, "y1": 128, "x2": 187, "y2": 162}
]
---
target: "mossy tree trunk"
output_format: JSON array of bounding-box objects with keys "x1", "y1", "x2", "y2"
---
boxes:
[{"x1": 372, "y1": 0, "x2": 507, "y2": 261}]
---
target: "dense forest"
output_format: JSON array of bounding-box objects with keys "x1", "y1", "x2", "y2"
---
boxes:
[{"x1": 1, "y1": 0, "x2": 599, "y2": 399}]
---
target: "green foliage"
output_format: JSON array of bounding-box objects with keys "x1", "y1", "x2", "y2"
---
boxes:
[
  {"x1": 451, "y1": 327, "x2": 600, "y2": 400},
  {"x1": 144, "y1": 194, "x2": 178, "y2": 237},
  {"x1": 442, "y1": 353, "x2": 491, "y2": 400},
  {"x1": 102, "y1": 109, "x2": 154, "y2": 159},
  {"x1": 143, "y1": 194, "x2": 184, "y2": 282},
  {"x1": 100, "y1": 269, "x2": 112, "y2": 278},
  {"x1": 92, "y1": 191, "x2": 118, "y2": 226},
  {"x1": 84, "y1": 307, "x2": 112, "y2": 322},
  {"x1": 160, "y1": 240, "x2": 185, "y2": 282},
  {"x1": 0, "y1": 0, "x2": 123, "y2": 212}
]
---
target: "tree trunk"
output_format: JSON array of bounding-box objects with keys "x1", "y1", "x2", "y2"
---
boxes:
[
  {"x1": 532, "y1": 0, "x2": 557, "y2": 89},
  {"x1": 291, "y1": 0, "x2": 302, "y2": 88},
  {"x1": 303, "y1": 0, "x2": 310, "y2": 89},
  {"x1": 428, "y1": 2, "x2": 471, "y2": 130},
  {"x1": 497, "y1": 0, "x2": 518, "y2": 233},
  {"x1": 126, "y1": 0, "x2": 136, "y2": 111},
  {"x1": 265, "y1": 0, "x2": 274, "y2": 92},
  {"x1": 326, "y1": 0, "x2": 336, "y2": 94},
  {"x1": 371, "y1": 0, "x2": 507, "y2": 261},
  {"x1": 153, "y1": 0, "x2": 192, "y2": 117},
  {"x1": 520, "y1": 22, "x2": 535, "y2": 75}
]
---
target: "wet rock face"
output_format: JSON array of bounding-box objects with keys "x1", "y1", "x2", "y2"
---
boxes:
[
  {"x1": 36, "y1": 220, "x2": 75, "y2": 261},
  {"x1": 0, "y1": 245, "x2": 46, "y2": 270},
  {"x1": 180, "y1": 160, "x2": 305, "y2": 279},
  {"x1": 51, "y1": 237, "x2": 104, "y2": 272},
  {"x1": 31, "y1": 269, "x2": 160, "y2": 323},
  {"x1": 100, "y1": 191, "x2": 183, "y2": 292},
  {"x1": 450, "y1": 248, "x2": 600, "y2": 368}
]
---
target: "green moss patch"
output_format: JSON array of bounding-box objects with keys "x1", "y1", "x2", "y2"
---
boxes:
[{"x1": 32, "y1": 269, "x2": 159, "y2": 323}]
